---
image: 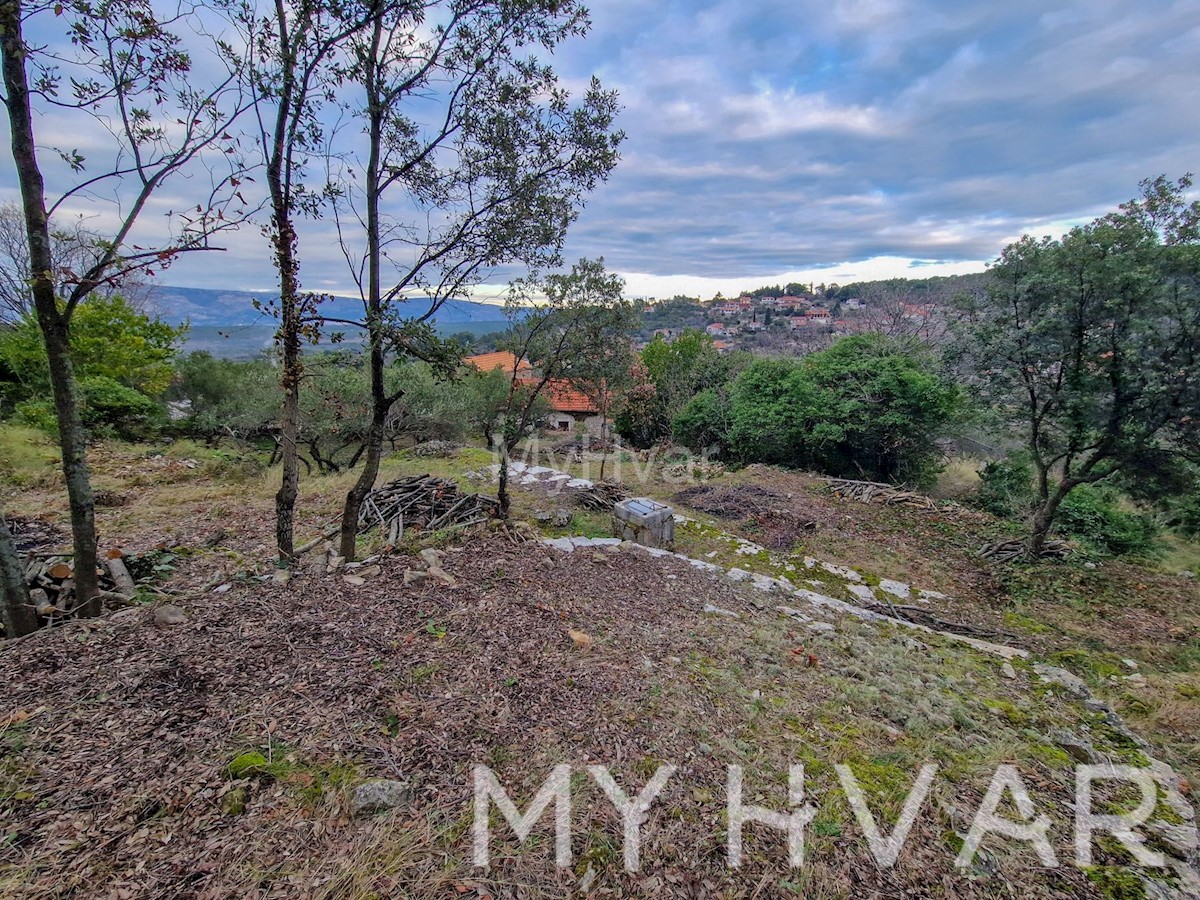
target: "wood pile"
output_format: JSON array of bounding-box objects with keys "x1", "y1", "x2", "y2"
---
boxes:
[
  {"x1": 21, "y1": 550, "x2": 138, "y2": 620},
  {"x1": 978, "y1": 539, "x2": 1072, "y2": 561},
  {"x1": 358, "y1": 474, "x2": 499, "y2": 541},
  {"x1": 827, "y1": 478, "x2": 937, "y2": 510},
  {"x1": 573, "y1": 481, "x2": 628, "y2": 511}
]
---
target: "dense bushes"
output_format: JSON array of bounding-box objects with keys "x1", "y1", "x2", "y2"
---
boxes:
[
  {"x1": 975, "y1": 455, "x2": 1035, "y2": 517},
  {"x1": 1055, "y1": 486, "x2": 1161, "y2": 557},
  {"x1": 615, "y1": 330, "x2": 748, "y2": 449},
  {"x1": 671, "y1": 334, "x2": 963, "y2": 485},
  {"x1": 0, "y1": 296, "x2": 183, "y2": 438},
  {"x1": 973, "y1": 454, "x2": 1162, "y2": 557},
  {"x1": 169, "y1": 351, "x2": 501, "y2": 470}
]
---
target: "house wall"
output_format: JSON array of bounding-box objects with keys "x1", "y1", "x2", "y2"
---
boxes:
[{"x1": 544, "y1": 412, "x2": 604, "y2": 434}]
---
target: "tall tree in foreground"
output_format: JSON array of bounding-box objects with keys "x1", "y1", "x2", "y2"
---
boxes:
[
  {"x1": 328, "y1": 0, "x2": 622, "y2": 559},
  {"x1": 244, "y1": 0, "x2": 370, "y2": 569},
  {"x1": 1, "y1": 0, "x2": 250, "y2": 613},
  {"x1": 956, "y1": 175, "x2": 1200, "y2": 557},
  {"x1": 495, "y1": 259, "x2": 628, "y2": 516},
  {"x1": 0, "y1": 516, "x2": 36, "y2": 637}
]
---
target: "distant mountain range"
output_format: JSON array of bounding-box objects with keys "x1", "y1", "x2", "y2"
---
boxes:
[
  {"x1": 145, "y1": 284, "x2": 511, "y2": 328},
  {"x1": 145, "y1": 285, "x2": 514, "y2": 359}
]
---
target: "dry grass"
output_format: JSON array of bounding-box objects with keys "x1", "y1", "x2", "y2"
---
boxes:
[{"x1": 2, "y1": 431, "x2": 1197, "y2": 897}]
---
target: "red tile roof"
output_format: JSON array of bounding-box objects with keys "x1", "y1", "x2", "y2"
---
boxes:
[
  {"x1": 463, "y1": 351, "x2": 531, "y2": 374},
  {"x1": 541, "y1": 379, "x2": 599, "y2": 414}
]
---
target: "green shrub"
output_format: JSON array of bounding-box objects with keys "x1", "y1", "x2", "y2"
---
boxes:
[
  {"x1": 671, "y1": 388, "x2": 729, "y2": 451},
  {"x1": 13, "y1": 398, "x2": 59, "y2": 435},
  {"x1": 78, "y1": 375, "x2": 161, "y2": 438},
  {"x1": 684, "y1": 335, "x2": 963, "y2": 485},
  {"x1": 1056, "y1": 485, "x2": 1161, "y2": 557},
  {"x1": 975, "y1": 455, "x2": 1035, "y2": 517}
]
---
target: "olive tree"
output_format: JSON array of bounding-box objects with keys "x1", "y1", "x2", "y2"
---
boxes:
[
  {"x1": 955, "y1": 176, "x2": 1200, "y2": 556},
  {"x1": 326, "y1": 0, "x2": 622, "y2": 559},
  {"x1": 495, "y1": 258, "x2": 628, "y2": 516}
]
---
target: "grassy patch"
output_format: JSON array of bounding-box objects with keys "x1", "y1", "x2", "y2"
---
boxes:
[
  {"x1": 226, "y1": 746, "x2": 359, "y2": 807},
  {"x1": 0, "y1": 425, "x2": 61, "y2": 487}
]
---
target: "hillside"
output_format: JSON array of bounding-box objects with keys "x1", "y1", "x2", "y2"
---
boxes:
[
  {"x1": 143, "y1": 286, "x2": 513, "y2": 358},
  {"x1": 1, "y1": 436, "x2": 1197, "y2": 899}
]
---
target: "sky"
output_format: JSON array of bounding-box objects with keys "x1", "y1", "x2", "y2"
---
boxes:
[{"x1": 7, "y1": 0, "x2": 1200, "y2": 300}]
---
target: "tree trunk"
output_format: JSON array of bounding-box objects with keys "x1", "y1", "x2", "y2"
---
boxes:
[
  {"x1": 1028, "y1": 481, "x2": 1073, "y2": 558},
  {"x1": 268, "y1": 5, "x2": 303, "y2": 571},
  {"x1": 598, "y1": 412, "x2": 609, "y2": 482},
  {"x1": 272, "y1": 211, "x2": 302, "y2": 569},
  {"x1": 498, "y1": 439, "x2": 511, "y2": 518},
  {"x1": 0, "y1": 516, "x2": 37, "y2": 638},
  {"x1": 338, "y1": 27, "x2": 386, "y2": 564},
  {"x1": 1, "y1": 6, "x2": 100, "y2": 615},
  {"x1": 338, "y1": 336, "x2": 387, "y2": 560}
]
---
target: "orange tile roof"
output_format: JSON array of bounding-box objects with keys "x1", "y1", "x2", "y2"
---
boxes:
[
  {"x1": 541, "y1": 379, "x2": 599, "y2": 414},
  {"x1": 463, "y1": 351, "x2": 531, "y2": 374}
]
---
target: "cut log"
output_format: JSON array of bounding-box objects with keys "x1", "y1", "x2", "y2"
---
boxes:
[
  {"x1": 47, "y1": 562, "x2": 73, "y2": 579},
  {"x1": 104, "y1": 555, "x2": 136, "y2": 598}
]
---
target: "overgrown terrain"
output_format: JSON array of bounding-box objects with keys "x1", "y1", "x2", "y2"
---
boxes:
[{"x1": 2, "y1": 433, "x2": 1197, "y2": 898}]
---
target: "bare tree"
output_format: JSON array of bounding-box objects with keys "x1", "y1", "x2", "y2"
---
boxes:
[
  {"x1": 0, "y1": 202, "x2": 150, "y2": 321},
  {"x1": 325, "y1": 0, "x2": 622, "y2": 559},
  {"x1": 242, "y1": 0, "x2": 371, "y2": 569},
  {"x1": 1, "y1": 0, "x2": 253, "y2": 613}
]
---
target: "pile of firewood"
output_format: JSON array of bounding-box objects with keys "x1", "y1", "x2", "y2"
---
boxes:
[
  {"x1": 22, "y1": 550, "x2": 138, "y2": 619},
  {"x1": 573, "y1": 481, "x2": 628, "y2": 511},
  {"x1": 827, "y1": 478, "x2": 937, "y2": 510},
  {"x1": 358, "y1": 474, "x2": 500, "y2": 541},
  {"x1": 978, "y1": 539, "x2": 1072, "y2": 561}
]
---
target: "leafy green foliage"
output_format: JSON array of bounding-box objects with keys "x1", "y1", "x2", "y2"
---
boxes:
[
  {"x1": 672, "y1": 388, "x2": 729, "y2": 451},
  {"x1": 1056, "y1": 485, "x2": 1161, "y2": 558},
  {"x1": 169, "y1": 352, "x2": 279, "y2": 441},
  {"x1": 681, "y1": 334, "x2": 963, "y2": 485},
  {"x1": 975, "y1": 455, "x2": 1036, "y2": 517},
  {"x1": 0, "y1": 296, "x2": 184, "y2": 438},
  {"x1": 953, "y1": 175, "x2": 1200, "y2": 550},
  {"x1": 0, "y1": 296, "x2": 184, "y2": 401},
  {"x1": 616, "y1": 329, "x2": 748, "y2": 447},
  {"x1": 78, "y1": 375, "x2": 160, "y2": 438}
]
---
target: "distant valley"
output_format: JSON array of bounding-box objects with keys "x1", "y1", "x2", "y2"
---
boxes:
[{"x1": 145, "y1": 285, "x2": 512, "y2": 358}]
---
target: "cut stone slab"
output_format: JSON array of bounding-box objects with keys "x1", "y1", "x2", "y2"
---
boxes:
[
  {"x1": 1049, "y1": 729, "x2": 1104, "y2": 764},
  {"x1": 789, "y1": 589, "x2": 1029, "y2": 660},
  {"x1": 1032, "y1": 663, "x2": 1091, "y2": 698},
  {"x1": 612, "y1": 497, "x2": 675, "y2": 549},
  {"x1": 751, "y1": 573, "x2": 792, "y2": 594},
  {"x1": 777, "y1": 606, "x2": 812, "y2": 623},
  {"x1": 847, "y1": 584, "x2": 876, "y2": 603},
  {"x1": 350, "y1": 779, "x2": 414, "y2": 817}
]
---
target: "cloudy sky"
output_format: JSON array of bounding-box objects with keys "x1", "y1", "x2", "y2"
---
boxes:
[{"x1": 9, "y1": 0, "x2": 1200, "y2": 300}]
